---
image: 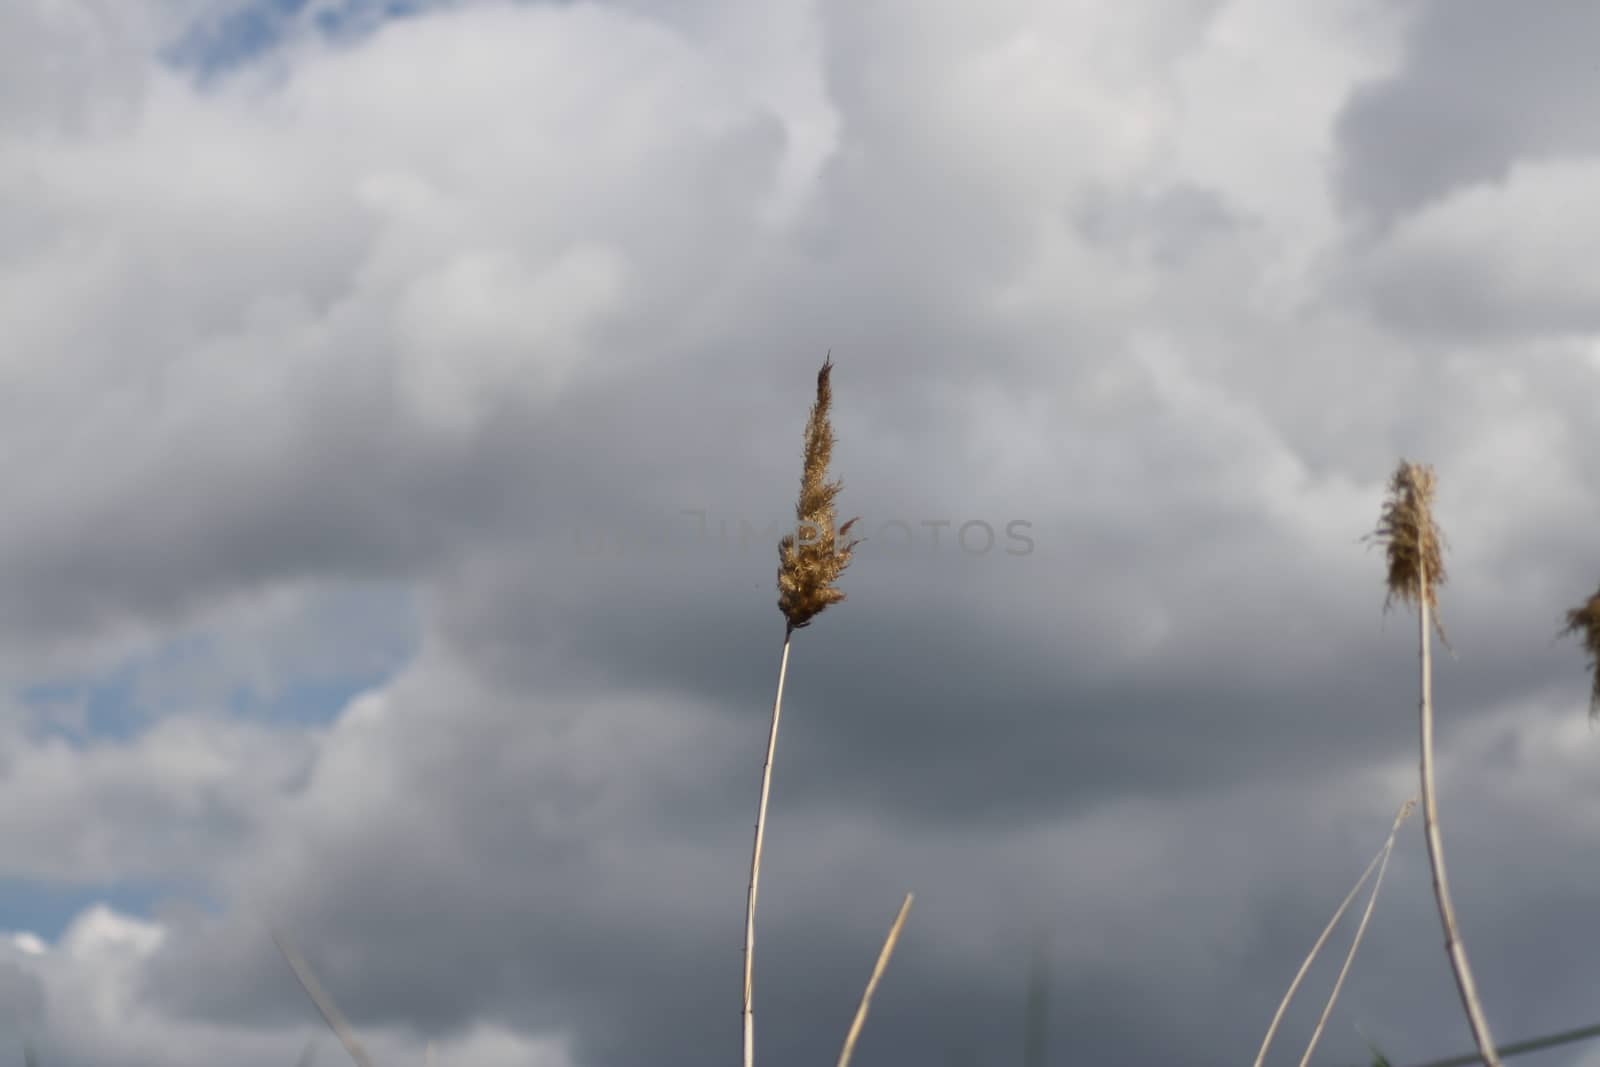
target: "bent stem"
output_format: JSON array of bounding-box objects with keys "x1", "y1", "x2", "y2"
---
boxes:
[
  {"x1": 270, "y1": 926, "x2": 377, "y2": 1067},
  {"x1": 837, "y1": 893, "x2": 915, "y2": 1067},
  {"x1": 743, "y1": 630, "x2": 794, "y2": 1067},
  {"x1": 1298, "y1": 799, "x2": 1413, "y2": 1067},
  {"x1": 1254, "y1": 797, "x2": 1416, "y2": 1067},
  {"x1": 1417, "y1": 559, "x2": 1502, "y2": 1067}
]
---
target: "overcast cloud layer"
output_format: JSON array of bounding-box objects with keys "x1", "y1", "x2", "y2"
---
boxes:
[{"x1": 4, "y1": 1, "x2": 1600, "y2": 1065}]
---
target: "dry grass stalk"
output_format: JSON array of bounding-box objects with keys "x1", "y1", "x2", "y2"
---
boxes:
[
  {"x1": 1561, "y1": 585, "x2": 1600, "y2": 719},
  {"x1": 777, "y1": 353, "x2": 860, "y2": 633},
  {"x1": 1297, "y1": 799, "x2": 1415, "y2": 1067},
  {"x1": 270, "y1": 926, "x2": 378, "y2": 1067},
  {"x1": 745, "y1": 355, "x2": 858, "y2": 1067},
  {"x1": 1371, "y1": 459, "x2": 1501, "y2": 1067},
  {"x1": 1253, "y1": 797, "x2": 1416, "y2": 1067},
  {"x1": 742, "y1": 637, "x2": 790, "y2": 1067},
  {"x1": 836, "y1": 894, "x2": 914, "y2": 1067}
]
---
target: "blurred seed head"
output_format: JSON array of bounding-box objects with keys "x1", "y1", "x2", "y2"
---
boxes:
[{"x1": 1561, "y1": 585, "x2": 1600, "y2": 720}]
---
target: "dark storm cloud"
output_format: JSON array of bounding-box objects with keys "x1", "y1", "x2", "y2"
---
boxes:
[
  {"x1": 134, "y1": 679, "x2": 1600, "y2": 1067},
  {"x1": 1335, "y1": 0, "x2": 1600, "y2": 227}
]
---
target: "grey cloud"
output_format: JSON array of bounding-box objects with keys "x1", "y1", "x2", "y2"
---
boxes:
[
  {"x1": 0, "y1": 2, "x2": 788, "y2": 664},
  {"x1": 124, "y1": 685, "x2": 1600, "y2": 1067},
  {"x1": 0, "y1": 958, "x2": 46, "y2": 1033},
  {"x1": 0, "y1": 715, "x2": 315, "y2": 884},
  {"x1": 1335, "y1": 0, "x2": 1600, "y2": 227},
  {"x1": 5, "y1": 0, "x2": 1600, "y2": 1066},
  {"x1": 1327, "y1": 163, "x2": 1600, "y2": 340},
  {"x1": 1073, "y1": 181, "x2": 1250, "y2": 268}
]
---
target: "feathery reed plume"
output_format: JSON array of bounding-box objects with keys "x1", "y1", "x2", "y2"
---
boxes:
[
  {"x1": 1561, "y1": 585, "x2": 1600, "y2": 719},
  {"x1": 1370, "y1": 460, "x2": 1501, "y2": 1067},
  {"x1": 836, "y1": 893, "x2": 914, "y2": 1067},
  {"x1": 777, "y1": 353, "x2": 860, "y2": 632},
  {"x1": 1254, "y1": 797, "x2": 1416, "y2": 1067},
  {"x1": 744, "y1": 354, "x2": 859, "y2": 1067},
  {"x1": 270, "y1": 925, "x2": 378, "y2": 1067},
  {"x1": 1372, "y1": 461, "x2": 1451, "y2": 650}
]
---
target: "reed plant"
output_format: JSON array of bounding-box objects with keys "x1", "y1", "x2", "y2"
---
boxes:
[
  {"x1": 258, "y1": 357, "x2": 902, "y2": 1067},
  {"x1": 744, "y1": 354, "x2": 862, "y2": 1067},
  {"x1": 1370, "y1": 460, "x2": 1502, "y2": 1067}
]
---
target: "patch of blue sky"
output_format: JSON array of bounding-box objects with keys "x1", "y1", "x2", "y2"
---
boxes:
[
  {"x1": 18, "y1": 585, "x2": 420, "y2": 746},
  {"x1": 21, "y1": 663, "x2": 154, "y2": 745},
  {"x1": 162, "y1": 0, "x2": 443, "y2": 78},
  {"x1": 224, "y1": 672, "x2": 389, "y2": 727},
  {"x1": 0, "y1": 876, "x2": 222, "y2": 944},
  {"x1": 161, "y1": 0, "x2": 310, "y2": 74}
]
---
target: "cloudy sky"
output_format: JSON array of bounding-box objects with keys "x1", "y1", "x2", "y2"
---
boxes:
[{"x1": 3, "y1": 0, "x2": 1600, "y2": 1065}]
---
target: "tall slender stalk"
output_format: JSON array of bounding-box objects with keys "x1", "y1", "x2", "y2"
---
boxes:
[
  {"x1": 743, "y1": 632, "x2": 793, "y2": 1067},
  {"x1": 1372, "y1": 461, "x2": 1501, "y2": 1067},
  {"x1": 1416, "y1": 554, "x2": 1500, "y2": 1067},
  {"x1": 744, "y1": 355, "x2": 858, "y2": 1067}
]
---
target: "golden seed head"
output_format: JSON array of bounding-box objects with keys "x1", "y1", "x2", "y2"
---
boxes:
[
  {"x1": 777, "y1": 354, "x2": 860, "y2": 631},
  {"x1": 1369, "y1": 459, "x2": 1450, "y2": 648},
  {"x1": 1562, "y1": 586, "x2": 1600, "y2": 720}
]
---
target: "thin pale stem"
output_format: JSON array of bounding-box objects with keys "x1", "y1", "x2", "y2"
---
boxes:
[
  {"x1": 270, "y1": 926, "x2": 377, "y2": 1067},
  {"x1": 1254, "y1": 798, "x2": 1415, "y2": 1067},
  {"x1": 743, "y1": 630, "x2": 793, "y2": 1067},
  {"x1": 1418, "y1": 560, "x2": 1502, "y2": 1067},
  {"x1": 1298, "y1": 800, "x2": 1412, "y2": 1067},
  {"x1": 836, "y1": 893, "x2": 915, "y2": 1067}
]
